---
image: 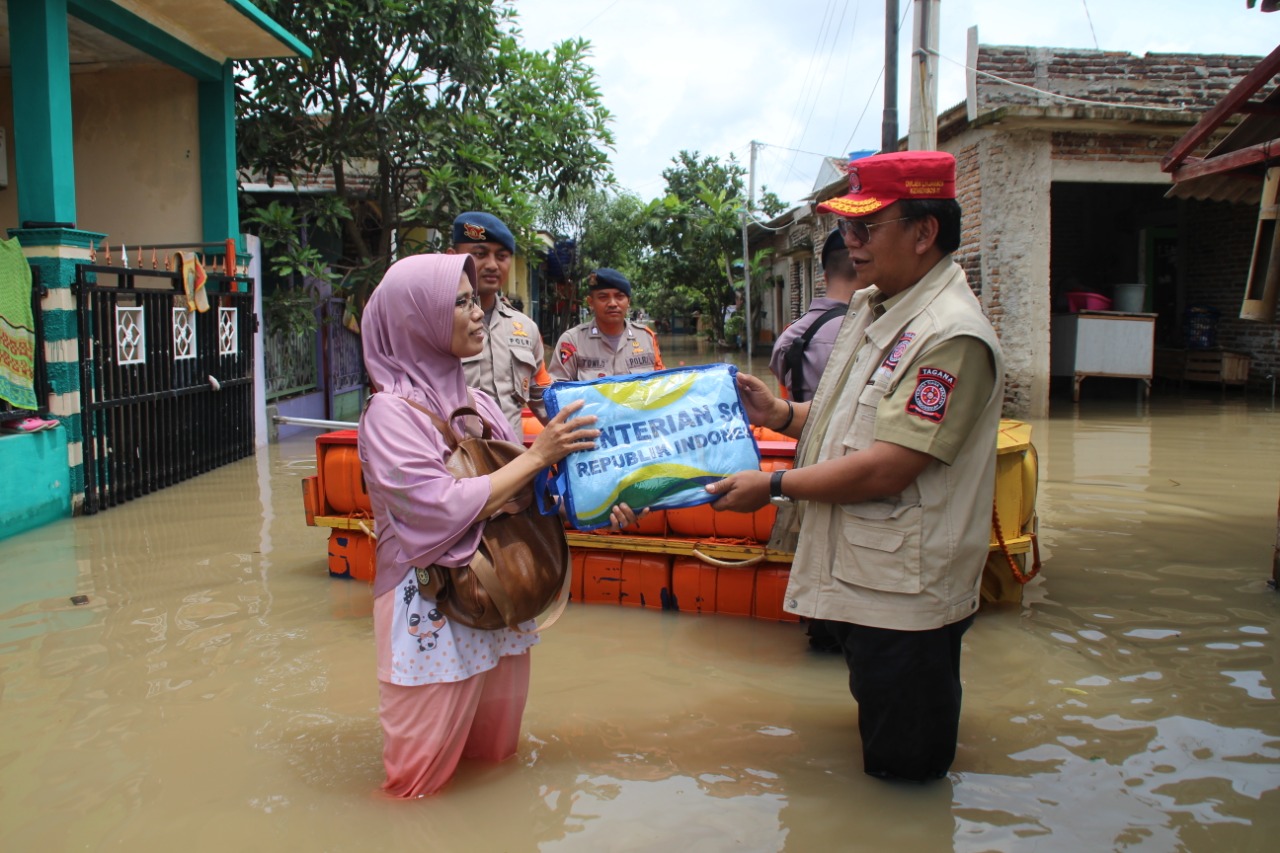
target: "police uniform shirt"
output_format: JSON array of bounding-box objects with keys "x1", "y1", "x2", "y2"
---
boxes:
[
  {"x1": 461, "y1": 300, "x2": 547, "y2": 432},
  {"x1": 548, "y1": 319, "x2": 664, "y2": 382},
  {"x1": 768, "y1": 296, "x2": 848, "y2": 401}
]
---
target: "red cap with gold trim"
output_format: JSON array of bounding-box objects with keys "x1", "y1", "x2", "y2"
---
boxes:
[{"x1": 817, "y1": 151, "x2": 956, "y2": 219}]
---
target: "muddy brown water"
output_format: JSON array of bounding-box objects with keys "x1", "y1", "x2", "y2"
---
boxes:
[{"x1": 2, "y1": 338, "x2": 1278, "y2": 851}]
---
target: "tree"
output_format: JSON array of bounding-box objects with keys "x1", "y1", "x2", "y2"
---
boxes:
[
  {"x1": 640, "y1": 151, "x2": 750, "y2": 342},
  {"x1": 537, "y1": 189, "x2": 648, "y2": 283},
  {"x1": 237, "y1": 1, "x2": 614, "y2": 311},
  {"x1": 757, "y1": 189, "x2": 788, "y2": 219},
  {"x1": 535, "y1": 188, "x2": 648, "y2": 340}
]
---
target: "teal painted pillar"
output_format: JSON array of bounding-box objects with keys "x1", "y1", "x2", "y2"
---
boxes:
[
  {"x1": 8, "y1": 226, "x2": 106, "y2": 510},
  {"x1": 8, "y1": 0, "x2": 78, "y2": 226},
  {"x1": 198, "y1": 63, "x2": 239, "y2": 245}
]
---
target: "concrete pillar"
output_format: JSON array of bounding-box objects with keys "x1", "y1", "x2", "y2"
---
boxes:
[
  {"x1": 977, "y1": 131, "x2": 1053, "y2": 418},
  {"x1": 198, "y1": 63, "x2": 240, "y2": 245},
  {"x1": 8, "y1": 0, "x2": 77, "y2": 226},
  {"x1": 10, "y1": 227, "x2": 107, "y2": 511}
]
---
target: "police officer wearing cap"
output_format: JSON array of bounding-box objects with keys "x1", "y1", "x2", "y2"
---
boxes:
[
  {"x1": 548, "y1": 268, "x2": 664, "y2": 382},
  {"x1": 447, "y1": 212, "x2": 552, "y2": 433},
  {"x1": 769, "y1": 228, "x2": 862, "y2": 404},
  {"x1": 706, "y1": 150, "x2": 1004, "y2": 784}
]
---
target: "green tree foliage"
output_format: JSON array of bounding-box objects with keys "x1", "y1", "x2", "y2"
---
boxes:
[
  {"x1": 245, "y1": 197, "x2": 352, "y2": 336},
  {"x1": 757, "y1": 189, "x2": 788, "y2": 219},
  {"x1": 238, "y1": 1, "x2": 614, "y2": 310},
  {"x1": 640, "y1": 151, "x2": 750, "y2": 342},
  {"x1": 534, "y1": 188, "x2": 648, "y2": 342},
  {"x1": 536, "y1": 189, "x2": 647, "y2": 285}
]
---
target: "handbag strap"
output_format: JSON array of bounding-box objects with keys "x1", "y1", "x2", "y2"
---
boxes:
[
  {"x1": 399, "y1": 392, "x2": 572, "y2": 632},
  {"x1": 509, "y1": 561, "x2": 573, "y2": 634},
  {"x1": 398, "y1": 393, "x2": 493, "y2": 446}
]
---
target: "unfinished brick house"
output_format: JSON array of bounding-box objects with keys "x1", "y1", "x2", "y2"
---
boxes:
[{"x1": 753, "y1": 39, "x2": 1276, "y2": 418}]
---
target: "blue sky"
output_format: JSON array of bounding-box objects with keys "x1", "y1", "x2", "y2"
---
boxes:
[{"x1": 513, "y1": 0, "x2": 1280, "y2": 207}]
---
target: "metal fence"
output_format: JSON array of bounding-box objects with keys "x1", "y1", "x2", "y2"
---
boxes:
[
  {"x1": 75, "y1": 263, "x2": 256, "y2": 513},
  {"x1": 265, "y1": 325, "x2": 317, "y2": 401},
  {"x1": 264, "y1": 297, "x2": 366, "y2": 417},
  {"x1": 323, "y1": 298, "x2": 365, "y2": 402}
]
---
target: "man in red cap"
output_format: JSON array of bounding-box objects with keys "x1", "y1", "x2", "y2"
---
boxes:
[{"x1": 707, "y1": 150, "x2": 1005, "y2": 783}]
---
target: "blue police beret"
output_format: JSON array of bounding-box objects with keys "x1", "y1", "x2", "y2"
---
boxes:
[
  {"x1": 589, "y1": 268, "x2": 631, "y2": 297},
  {"x1": 820, "y1": 228, "x2": 846, "y2": 271},
  {"x1": 452, "y1": 212, "x2": 515, "y2": 254}
]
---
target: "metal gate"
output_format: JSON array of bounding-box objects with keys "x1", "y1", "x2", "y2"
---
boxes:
[{"x1": 76, "y1": 261, "x2": 256, "y2": 514}]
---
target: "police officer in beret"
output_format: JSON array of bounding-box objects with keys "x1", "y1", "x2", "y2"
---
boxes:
[
  {"x1": 447, "y1": 212, "x2": 551, "y2": 433},
  {"x1": 547, "y1": 268, "x2": 664, "y2": 382}
]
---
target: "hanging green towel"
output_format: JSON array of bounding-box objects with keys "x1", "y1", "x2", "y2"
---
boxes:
[{"x1": 0, "y1": 237, "x2": 38, "y2": 410}]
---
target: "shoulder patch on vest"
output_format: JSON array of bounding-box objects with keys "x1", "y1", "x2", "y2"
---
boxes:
[
  {"x1": 905, "y1": 366, "x2": 955, "y2": 424},
  {"x1": 558, "y1": 342, "x2": 577, "y2": 365}
]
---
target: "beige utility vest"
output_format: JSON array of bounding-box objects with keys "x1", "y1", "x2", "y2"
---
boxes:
[{"x1": 772, "y1": 259, "x2": 1005, "y2": 630}]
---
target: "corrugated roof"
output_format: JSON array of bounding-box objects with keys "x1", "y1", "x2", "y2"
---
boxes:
[
  {"x1": 1166, "y1": 85, "x2": 1280, "y2": 204},
  {"x1": 1164, "y1": 44, "x2": 1280, "y2": 204}
]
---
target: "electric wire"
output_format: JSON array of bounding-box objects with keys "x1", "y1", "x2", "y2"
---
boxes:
[
  {"x1": 1081, "y1": 0, "x2": 1101, "y2": 50},
  {"x1": 784, "y1": 0, "x2": 851, "y2": 187},
  {"x1": 825, "y1": 0, "x2": 862, "y2": 155},
  {"x1": 838, "y1": 0, "x2": 913, "y2": 156},
  {"x1": 929, "y1": 48, "x2": 1195, "y2": 112},
  {"x1": 780, "y1": 0, "x2": 840, "y2": 163},
  {"x1": 567, "y1": 0, "x2": 626, "y2": 39}
]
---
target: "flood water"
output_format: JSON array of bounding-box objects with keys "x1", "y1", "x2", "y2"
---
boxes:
[{"x1": 2, "y1": 335, "x2": 1279, "y2": 851}]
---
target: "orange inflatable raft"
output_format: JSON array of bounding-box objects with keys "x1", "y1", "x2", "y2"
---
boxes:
[{"x1": 301, "y1": 416, "x2": 1040, "y2": 617}]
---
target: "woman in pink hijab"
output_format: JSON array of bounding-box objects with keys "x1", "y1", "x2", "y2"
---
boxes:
[{"x1": 359, "y1": 253, "x2": 634, "y2": 798}]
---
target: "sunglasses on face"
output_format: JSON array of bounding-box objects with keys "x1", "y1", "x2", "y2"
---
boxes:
[{"x1": 836, "y1": 216, "x2": 914, "y2": 244}]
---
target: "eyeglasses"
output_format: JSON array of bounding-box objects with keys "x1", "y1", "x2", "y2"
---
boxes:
[
  {"x1": 836, "y1": 216, "x2": 914, "y2": 245},
  {"x1": 454, "y1": 294, "x2": 481, "y2": 310}
]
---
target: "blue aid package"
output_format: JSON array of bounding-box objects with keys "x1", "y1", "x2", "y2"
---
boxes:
[{"x1": 537, "y1": 363, "x2": 761, "y2": 530}]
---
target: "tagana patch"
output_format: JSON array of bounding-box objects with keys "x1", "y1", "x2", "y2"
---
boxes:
[{"x1": 905, "y1": 366, "x2": 956, "y2": 424}]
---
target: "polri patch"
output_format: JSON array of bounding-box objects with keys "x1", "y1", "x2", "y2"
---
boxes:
[
  {"x1": 905, "y1": 366, "x2": 955, "y2": 424},
  {"x1": 558, "y1": 342, "x2": 577, "y2": 365}
]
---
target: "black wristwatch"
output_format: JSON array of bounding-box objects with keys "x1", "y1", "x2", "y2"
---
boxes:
[{"x1": 769, "y1": 470, "x2": 792, "y2": 506}]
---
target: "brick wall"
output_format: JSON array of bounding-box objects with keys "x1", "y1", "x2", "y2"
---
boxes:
[
  {"x1": 1183, "y1": 201, "x2": 1280, "y2": 385},
  {"x1": 954, "y1": 142, "x2": 983, "y2": 299},
  {"x1": 1052, "y1": 131, "x2": 1187, "y2": 163},
  {"x1": 976, "y1": 47, "x2": 1265, "y2": 114}
]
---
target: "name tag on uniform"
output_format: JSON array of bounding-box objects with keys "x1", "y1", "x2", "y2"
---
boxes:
[{"x1": 537, "y1": 364, "x2": 760, "y2": 530}]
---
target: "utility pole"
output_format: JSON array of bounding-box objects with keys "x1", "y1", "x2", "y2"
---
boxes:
[
  {"x1": 882, "y1": 0, "x2": 899, "y2": 152},
  {"x1": 908, "y1": 0, "x2": 940, "y2": 150},
  {"x1": 742, "y1": 140, "x2": 758, "y2": 358}
]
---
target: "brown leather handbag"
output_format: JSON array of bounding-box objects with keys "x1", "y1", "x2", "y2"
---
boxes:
[{"x1": 402, "y1": 397, "x2": 571, "y2": 632}]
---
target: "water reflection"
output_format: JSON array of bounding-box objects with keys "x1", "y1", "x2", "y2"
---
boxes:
[{"x1": 1, "y1": 342, "x2": 1278, "y2": 850}]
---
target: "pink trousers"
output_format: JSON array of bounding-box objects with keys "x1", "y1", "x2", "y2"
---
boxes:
[{"x1": 378, "y1": 652, "x2": 531, "y2": 798}]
